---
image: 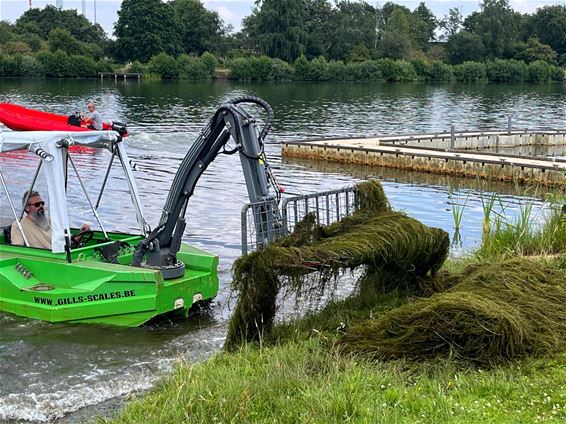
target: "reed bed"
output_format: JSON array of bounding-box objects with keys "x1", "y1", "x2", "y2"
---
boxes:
[
  {"x1": 225, "y1": 180, "x2": 450, "y2": 350},
  {"x1": 341, "y1": 259, "x2": 566, "y2": 365}
]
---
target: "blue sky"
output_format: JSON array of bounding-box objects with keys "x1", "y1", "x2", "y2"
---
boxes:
[{"x1": 0, "y1": 0, "x2": 564, "y2": 37}]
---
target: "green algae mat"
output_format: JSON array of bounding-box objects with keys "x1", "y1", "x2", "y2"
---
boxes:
[{"x1": 226, "y1": 180, "x2": 450, "y2": 349}]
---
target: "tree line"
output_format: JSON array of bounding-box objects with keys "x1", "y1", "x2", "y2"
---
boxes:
[{"x1": 0, "y1": 0, "x2": 565, "y2": 80}]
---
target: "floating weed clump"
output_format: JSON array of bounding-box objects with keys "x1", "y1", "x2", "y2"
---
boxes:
[
  {"x1": 225, "y1": 180, "x2": 450, "y2": 350},
  {"x1": 341, "y1": 259, "x2": 566, "y2": 365}
]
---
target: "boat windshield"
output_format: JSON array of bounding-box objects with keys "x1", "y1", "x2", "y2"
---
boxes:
[{"x1": 0, "y1": 131, "x2": 147, "y2": 253}]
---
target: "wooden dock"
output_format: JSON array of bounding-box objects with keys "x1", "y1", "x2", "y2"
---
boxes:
[
  {"x1": 99, "y1": 72, "x2": 141, "y2": 81},
  {"x1": 282, "y1": 129, "x2": 566, "y2": 187}
]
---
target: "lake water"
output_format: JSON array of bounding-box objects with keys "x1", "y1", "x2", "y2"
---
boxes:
[{"x1": 0, "y1": 79, "x2": 565, "y2": 423}]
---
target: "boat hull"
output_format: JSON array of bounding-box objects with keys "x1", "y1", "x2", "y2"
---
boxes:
[
  {"x1": 0, "y1": 235, "x2": 218, "y2": 326},
  {"x1": 0, "y1": 102, "x2": 114, "y2": 133}
]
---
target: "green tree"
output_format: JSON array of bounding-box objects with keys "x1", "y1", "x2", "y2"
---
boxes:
[
  {"x1": 513, "y1": 37, "x2": 557, "y2": 64},
  {"x1": 327, "y1": 1, "x2": 377, "y2": 60},
  {"x1": 243, "y1": 0, "x2": 307, "y2": 62},
  {"x1": 15, "y1": 5, "x2": 105, "y2": 43},
  {"x1": 412, "y1": 2, "x2": 437, "y2": 48},
  {"x1": 445, "y1": 31, "x2": 486, "y2": 64},
  {"x1": 303, "y1": 0, "x2": 334, "y2": 59},
  {"x1": 171, "y1": 0, "x2": 224, "y2": 55},
  {"x1": 439, "y1": 7, "x2": 463, "y2": 41},
  {"x1": 48, "y1": 29, "x2": 82, "y2": 55},
  {"x1": 114, "y1": 0, "x2": 181, "y2": 62},
  {"x1": 464, "y1": 0, "x2": 522, "y2": 59},
  {"x1": 531, "y1": 5, "x2": 566, "y2": 55}
]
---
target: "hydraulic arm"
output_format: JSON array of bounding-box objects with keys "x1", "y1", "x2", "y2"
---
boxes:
[{"x1": 132, "y1": 96, "x2": 283, "y2": 279}]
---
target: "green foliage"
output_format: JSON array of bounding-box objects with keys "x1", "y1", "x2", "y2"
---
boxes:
[
  {"x1": 376, "y1": 58, "x2": 417, "y2": 82},
  {"x1": 95, "y1": 60, "x2": 114, "y2": 74},
  {"x1": 48, "y1": 29, "x2": 82, "y2": 56},
  {"x1": 294, "y1": 55, "x2": 330, "y2": 80},
  {"x1": 350, "y1": 60, "x2": 382, "y2": 81},
  {"x1": 66, "y1": 55, "x2": 97, "y2": 77},
  {"x1": 531, "y1": 5, "x2": 566, "y2": 55},
  {"x1": 378, "y1": 30, "x2": 412, "y2": 60},
  {"x1": 243, "y1": 0, "x2": 307, "y2": 62},
  {"x1": 15, "y1": 5, "x2": 106, "y2": 43},
  {"x1": 18, "y1": 55, "x2": 46, "y2": 77},
  {"x1": 177, "y1": 55, "x2": 207, "y2": 79},
  {"x1": 127, "y1": 60, "x2": 148, "y2": 74},
  {"x1": 465, "y1": 0, "x2": 523, "y2": 59},
  {"x1": 453, "y1": 61, "x2": 487, "y2": 82},
  {"x1": 103, "y1": 338, "x2": 566, "y2": 423},
  {"x1": 199, "y1": 51, "x2": 218, "y2": 76},
  {"x1": 411, "y1": 59, "x2": 453, "y2": 81},
  {"x1": 445, "y1": 31, "x2": 486, "y2": 64},
  {"x1": 0, "y1": 54, "x2": 17, "y2": 76},
  {"x1": 514, "y1": 37, "x2": 558, "y2": 64},
  {"x1": 323, "y1": 60, "x2": 348, "y2": 80},
  {"x1": 1, "y1": 41, "x2": 31, "y2": 55},
  {"x1": 171, "y1": 0, "x2": 224, "y2": 55},
  {"x1": 268, "y1": 58, "x2": 295, "y2": 80},
  {"x1": 114, "y1": 0, "x2": 182, "y2": 62},
  {"x1": 485, "y1": 59, "x2": 528, "y2": 82},
  {"x1": 527, "y1": 60, "x2": 556, "y2": 82},
  {"x1": 36, "y1": 50, "x2": 71, "y2": 77},
  {"x1": 148, "y1": 52, "x2": 180, "y2": 79}
]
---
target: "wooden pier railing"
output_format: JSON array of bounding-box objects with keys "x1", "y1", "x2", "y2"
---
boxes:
[{"x1": 99, "y1": 72, "x2": 141, "y2": 81}]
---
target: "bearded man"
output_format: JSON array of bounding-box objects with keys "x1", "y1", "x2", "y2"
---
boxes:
[{"x1": 11, "y1": 191, "x2": 52, "y2": 249}]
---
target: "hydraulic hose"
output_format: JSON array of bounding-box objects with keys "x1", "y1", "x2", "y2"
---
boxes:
[{"x1": 227, "y1": 96, "x2": 274, "y2": 142}]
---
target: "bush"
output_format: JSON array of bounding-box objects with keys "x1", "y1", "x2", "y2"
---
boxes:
[
  {"x1": 67, "y1": 54, "x2": 96, "y2": 77},
  {"x1": 128, "y1": 60, "x2": 147, "y2": 74},
  {"x1": 486, "y1": 59, "x2": 529, "y2": 82},
  {"x1": 294, "y1": 55, "x2": 329, "y2": 80},
  {"x1": 453, "y1": 61, "x2": 487, "y2": 82},
  {"x1": 326, "y1": 60, "x2": 349, "y2": 81},
  {"x1": 2, "y1": 41, "x2": 31, "y2": 55},
  {"x1": 36, "y1": 50, "x2": 71, "y2": 77},
  {"x1": 527, "y1": 60, "x2": 554, "y2": 82},
  {"x1": 377, "y1": 59, "x2": 417, "y2": 82},
  {"x1": 200, "y1": 51, "x2": 218, "y2": 77},
  {"x1": 18, "y1": 55, "x2": 45, "y2": 77},
  {"x1": 228, "y1": 57, "x2": 253, "y2": 80},
  {"x1": 178, "y1": 54, "x2": 209, "y2": 80},
  {"x1": 351, "y1": 60, "x2": 382, "y2": 81},
  {"x1": 411, "y1": 59, "x2": 452, "y2": 81},
  {"x1": 95, "y1": 59, "x2": 114, "y2": 74},
  {"x1": 148, "y1": 52, "x2": 179, "y2": 79},
  {"x1": 249, "y1": 56, "x2": 273, "y2": 80},
  {"x1": 269, "y1": 58, "x2": 294, "y2": 80}
]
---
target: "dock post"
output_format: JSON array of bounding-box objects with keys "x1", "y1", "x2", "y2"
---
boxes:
[
  {"x1": 507, "y1": 116, "x2": 512, "y2": 134},
  {"x1": 450, "y1": 124, "x2": 455, "y2": 150}
]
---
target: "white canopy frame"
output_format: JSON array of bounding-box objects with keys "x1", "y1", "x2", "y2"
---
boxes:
[{"x1": 0, "y1": 131, "x2": 148, "y2": 253}]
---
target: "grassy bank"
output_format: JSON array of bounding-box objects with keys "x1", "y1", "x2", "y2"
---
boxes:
[
  {"x1": 103, "y1": 339, "x2": 566, "y2": 423},
  {"x1": 102, "y1": 193, "x2": 566, "y2": 423}
]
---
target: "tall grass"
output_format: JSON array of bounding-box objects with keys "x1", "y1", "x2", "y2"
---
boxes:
[
  {"x1": 478, "y1": 193, "x2": 566, "y2": 258},
  {"x1": 448, "y1": 184, "x2": 469, "y2": 246}
]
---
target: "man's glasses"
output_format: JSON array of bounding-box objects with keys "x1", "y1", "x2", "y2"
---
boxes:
[{"x1": 27, "y1": 201, "x2": 45, "y2": 208}]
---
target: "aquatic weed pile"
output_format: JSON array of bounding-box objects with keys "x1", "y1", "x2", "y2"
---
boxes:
[
  {"x1": 225, "y1": 180, "x2": 450, "y2": 350},
  {"x1": 341, "y1": 259, "x2": 566, "y2": 365}
]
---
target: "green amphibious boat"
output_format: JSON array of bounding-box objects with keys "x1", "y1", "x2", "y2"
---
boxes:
[{"x1": 0, "y1": 97, "x2": 283, "y2": 326}]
